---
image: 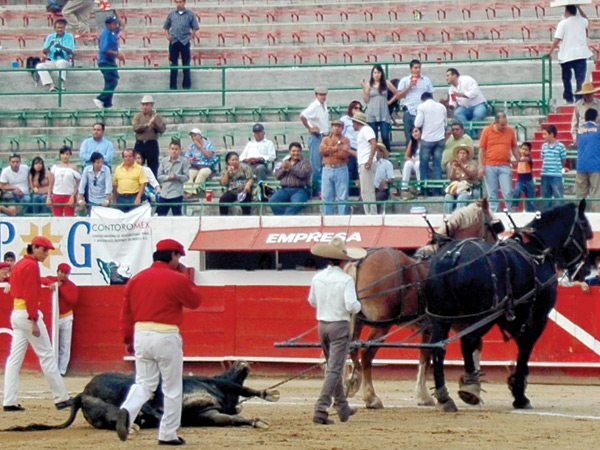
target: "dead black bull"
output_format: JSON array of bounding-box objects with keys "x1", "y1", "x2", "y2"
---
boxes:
[{"x1": 5, "y1": 361, "x2": 279, "y2": 432}]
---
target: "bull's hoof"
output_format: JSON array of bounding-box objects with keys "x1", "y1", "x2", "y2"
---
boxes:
[
  {"x1": 436, "y1": 398, "x2": 458, "y2": 413},
  {"x1": 364, "y1": 396, "x2": 383, "y2": 409},
  {"x1": 513, "y1": 398, "x2": 532, "y2": 410},
  {"x1": 262, "y1": 389, "x2": 280, "y2": 402},
  {"x1": 252, "y1": 418, "x2": 271, "y2": 429}
]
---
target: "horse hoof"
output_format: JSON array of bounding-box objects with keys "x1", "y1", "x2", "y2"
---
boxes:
[
  {"x1": 417, "y1": 397, "x2": 436, "y2": 407},
  {"x1": 513, "y1": 399, "x2": 532, "y2": 410},
  {"x1": 458, "y1": 384, "x2": 482, "y2": 405},
  {"x1": 263, "y1": 389, "x2": 280, "y2": 402},
  {"x1": 252, "y1": 418, "x2": 271, "y2": 429},
  {"x1": 436, "y1": 399, "x2": 458, "y2": 413},
  {"x1": 365, "y1": 396, "x2": 384, "y2": 409}
]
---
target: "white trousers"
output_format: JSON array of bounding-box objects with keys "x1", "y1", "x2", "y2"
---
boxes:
[
  {"x1": 120, "y1": 331, "x2": 183, "y2": 442},
  {"x1": 58, "y1": 315, "x2": 73, "y2": 376},
  {"x1": 359, "y1": 163, "x2": 377, "y2": 215},
  {"x1": 36, "y1": 59, "x2": 69, "y2": 86},
  {"x1": 3, "y1": 310, "x2": 70, "y2": 407},
  {"x1": 401, "y1": 160, "x2": 421, "y2": 190}
]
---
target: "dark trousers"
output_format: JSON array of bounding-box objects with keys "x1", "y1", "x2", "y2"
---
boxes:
[
  {"x1": 97, "y1": 63, "x2": 119, "y2": 108},
  {"x1": 402, "y1": 111, "x2": 416, "y2": 146},
  {"x1": 561, "y1": 58, "x2": 587, "y2": 103},
  {"x1": 169, "y1": 41, "x2": 191, "y2": 89},
  {"x1": 156, "y1": 195, "x2": 183, "y2": 216},
  {"x1": 116, "y1": 193, "x2": 138, "y2": 212},
  {"x1": 219, "y1": 190, "x2": 252, "y2": 215},
  {"x1": 134, "y1": 139, "x2": 160, "y2": 178}
]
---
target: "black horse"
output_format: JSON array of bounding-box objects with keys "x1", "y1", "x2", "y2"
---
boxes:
[{"x1": 425, "y1": 201, "x2": 592, "y2": 412}]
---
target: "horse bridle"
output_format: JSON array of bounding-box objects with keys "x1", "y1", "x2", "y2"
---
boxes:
[{"x1": 560, "y1": 213, "x2": 589, "y2": 271}]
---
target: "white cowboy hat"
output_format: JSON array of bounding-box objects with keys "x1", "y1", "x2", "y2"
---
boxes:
[
  {"x1": 141, "y1": 94, "x2": 155, "y2": 104},
  {"x1": 310, "y1": 236, "x2": 367, "y2": 261}
]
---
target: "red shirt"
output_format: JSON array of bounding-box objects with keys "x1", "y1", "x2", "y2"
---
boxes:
[
  {"x1": 41, "y1": 276, "x2": 79, "y2": 315},
  {"x1": 11, "y1": 255, "x2": 44, "y2": 321},
  {"x1": 121, "y1": 261, "x2": 201, "y2": 343}
]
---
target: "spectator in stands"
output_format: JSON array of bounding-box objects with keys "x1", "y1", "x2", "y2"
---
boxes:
[
  {"x1": 134, "y1": 152, "x2": 161, "y2": 203},
  {"x1": 361, "y1": 64, "x2": 397, "y2": 154},
  {"x1": 478, "y1": 112, "x2": 519, "y2": 213},
  {"x1": 352, "y1": 111, "x2": 377, "y2": 215},
  {"x1": 441, "y1": 121, "x2": 474, "y2": 172},
  {"x1": 340, "y1": 101, "x2": 362, "y2": 196},
  {"x1": 576, "y1": 108, "x2": 600, "y2": 213},
  {"x1": 547, "y1": 5, "x2": 592, "y2": 104},
  {"x1": 62, "y1": 0, "x2": 94, "y2": 36},
  {"x1": 156, "y1": 139, "x2": 189, "y2": 217},
  {"x1": 0, "y1": 153, "x2": 31, "y2": 211},
  {"x1": 47, "y1": 145, "x2": 81, "y2": 217},
  {"x1": 415, "y1": 92, "x2": 447, "y2": 196},
  {"x1": 46, "y1": 0, "x2": 65, "y2": 13},
  {"x1": 186, "y1": 128, "x2": 217, "y2": 190},
  {"x1": 269, "y1": 142, "x2": 311, "y2": 215},
  {"x1": 319, "y1": 120, "x2": 350, "y2": 215},
  {"x1": 36, "y1": 19, "x2": 74, "y2": 92},
  {"x1": 78, "y1": 152, "x2": 112, "y2": 212},
  {"x1": 94, "y1": 13, "x2": 125, "y2": 110},
  {"x1": 79, "y1": 122, "x2": 115, "y2": 167},
  {"x1": 442, "y1": 68, "x2": 487, "y2": 137},
  {"x1": 300, "y1": 87, "x2": 329, "y2": 195},
  {"x1": 390, "y1": 59, "x2": 434, "y2": 146},
  {"x1": 113, "y1": 149, "x2": 148, "y2": 212},
  {"x1": 3, "y1": 252, "x2": 16, "y2": 266},
  {"x1": 219, "y1": 151, "x2": 255, "y2": 216},
  {"x1": 400, "y1": 127, "x2": 421, "y2": 199},
  {"x1": 585, "y1": 257, "x2": 600, "y2": 286},
  {"x1": 164, "y1": 0, "x2": 199, "y2": 90},
  {"x1": 0, "y1": 202, "x2": 16, "y2": 217},
  {"x1": 571, "y1": 82, "x2": 600, "y2": 144},
  {"x1": 540, "y1": 125, "x2": 567, "y2": 211},
  {"x1": 510, "y1": 142, "x2": 535, "y2": 212},
  {"x1": 28, "y1": 157, "x2": 52, "y2": 214},
  {"x1": 239, "y1": 123, "x2": 276, "y2": 181},
  {"x1": 132, "y1": 95, "x2": 167, "y2": 178},
  {"x1": 374, "y1": 143, "x2": 395, "y2": 212},
  {"x1": 443, "y1": 145, "x2": 479, "y2": 215}
]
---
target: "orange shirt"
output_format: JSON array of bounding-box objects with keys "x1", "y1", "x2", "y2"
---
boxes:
[{"x1": 479, "y1": 123, "x2": 517, "y2": 166}]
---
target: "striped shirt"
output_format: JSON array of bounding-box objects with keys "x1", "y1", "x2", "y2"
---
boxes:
[
  {"x1": 164, "y1": 9, "x2": 199, "y2": 46},
  {"x1": 397, "y1": 74, "x2": 434, "y2": 115},
  {"x1": 541, "y1": 140, "x2": 567, "y2": 177}
]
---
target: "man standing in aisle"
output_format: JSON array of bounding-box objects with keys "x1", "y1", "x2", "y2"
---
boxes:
[
  {"x1": 352, "y1": 111, "x2": 378, "y2": 215},
  {"x1": 164, "y1": 0, "x2": 199, "y2": 90},
  {"x1": 300, "y1": 87, "x2": 330, "y2": 196},
  {"x1": 116, "y1": 239, "x2": 201, "y2": 445},
  {"x1": 94, "y1": 13, "x2": 125, "y2": 109},
  {"x1": 133, "y1": 95, "x2": 167, "y2": 178},
  {"x1": 62, "y1": 0, "x2": 94, "y2": 37}
]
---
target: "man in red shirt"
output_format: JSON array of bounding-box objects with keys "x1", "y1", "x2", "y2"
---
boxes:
[
  {"x1": 3, "y1": 236, "x2": 71, "y2": 412},
  {"x1": 42, "y1": 263, "x2": 78, "y2": 376},
  {"x1": 116, "y1": 239, "x2": 201, "y2": 446}
]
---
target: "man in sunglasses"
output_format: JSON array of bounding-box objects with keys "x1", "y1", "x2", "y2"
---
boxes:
[{"x1": 78, "y1": 152, "x2": 112, "y2": 212}]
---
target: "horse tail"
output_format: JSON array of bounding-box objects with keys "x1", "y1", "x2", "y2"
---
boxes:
[{"x1": 3, "y1": 393, "x2": 83, "y2": 431}]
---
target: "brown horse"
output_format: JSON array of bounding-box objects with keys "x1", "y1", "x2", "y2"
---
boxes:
[{"x1": 345, "y1": 199, "x2": 503, "y2": 408}]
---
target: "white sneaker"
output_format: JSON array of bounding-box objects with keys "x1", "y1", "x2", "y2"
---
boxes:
[
  {"x1": 48, "y1": 84, "x2": 58, "y2": 92},
  {"x1": 93, "y1": 98, "x2": 104, "y2": 109}
]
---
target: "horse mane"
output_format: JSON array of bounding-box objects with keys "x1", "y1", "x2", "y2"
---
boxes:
[
  {"x1": 437, "y1": 202, "x2": 482, "y2": 237},
  {"x1": 527, "y1": 203, "x2": 575, "y2": 231}
]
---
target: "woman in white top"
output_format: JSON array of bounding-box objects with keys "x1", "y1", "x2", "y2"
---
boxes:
[
  {"x1": 47, "y1": 146, "x2": 81, "y2": 216},
  {"x1": 135, "y1": 151, "x2": 161, "y2": 202},
  {"x1": 401, "y1": 127, "x2": 421, "y2": 196}
]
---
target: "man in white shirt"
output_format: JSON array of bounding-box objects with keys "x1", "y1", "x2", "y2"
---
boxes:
[
  {"x1": 352, "y1": 111, "x2": 378, "y2": 215},
  {"x1": 0, "y1": 153, "x2": 31, "y2": 210},
  {"x1": 547, "y1": 5, "x2": 593, "y2": 104},
  {"x1": 239, "y1": 123, "x2": 276, "y2": 181},
  {"x1": 415, "y1": 92, "x2": 447, "y2": 195},
  {"x1": 374, "y1": 143, "x2": 395, "y2": 210},
  {"x1": 308, "y1": 236, "x2": 365, "y2": 425},
  {"x1": 300, "y1": 87, "x2": 329, "y2": 195},
  {"x1": 443, "y1": 68, "x2": 487, "y2": 137}
]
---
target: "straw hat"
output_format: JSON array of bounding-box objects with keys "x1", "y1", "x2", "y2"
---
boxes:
[
  {"x1": 141, "y1": 94, "x2": 154, "y2": 104},
  {"x1": 310, "y1": 236, "x2": 367, "y2": 261},
  {"x1": 575, "y1": 82, "x2": 600, "y2": 96},
  {"x1": 376, "y1": 142, "x2": 389, "y2": 158},
  {"x1": 351, "y1": 111, "x2": 368, "y2": 125},
  {"x1": 452, "y1": 144, "x2": 474, "y2": 160}
]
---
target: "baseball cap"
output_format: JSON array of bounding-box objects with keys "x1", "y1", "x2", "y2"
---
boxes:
[
  {"x1": 189, "y1": 128, "x2": 203, "y2": 136},
  {"x1": 105, "y1": 15, "x2": 118, "y2": 24},
  {"x1": 57, "y1": 263, "x2": 71, "y2": 274},
  {"x1": 252, "y1": 123, "x2": 264, "y2": 132},
  {"x1": 156, "y1": 239, "x2": 186, "y2": 256},
  {"x1": 31, "y1": 236, "x2": 55, "y2": 250},
  {"x1": 0, "y1": 262, "x2": 10, "y2": 269}
]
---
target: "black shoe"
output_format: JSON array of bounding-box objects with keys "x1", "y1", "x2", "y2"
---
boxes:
[
  {"x1": 116, "y1": 408, "x2": 129, "y2": 442},
  {"x1": 55, "y1": 399, "x2": 72, "y2": 410},
  {"x1": 338, "y1": 406, "x2": 358, "y2": 422},
  {"x1": 159, "y1": 437, "x2": 186, "y2": 446},
  {"x1": 3, "y1": 404, "x2": 25, "y2": 412}
]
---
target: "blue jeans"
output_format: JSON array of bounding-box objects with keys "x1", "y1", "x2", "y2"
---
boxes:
[
  {"x1": 540, "y1": 175, "x2": 564, "y2": 211},
  {"x1": 454, "y1": 102, "x2": 487, "y2": 137},
  {"x1": 269, "y1": 186, "x2": 309, "y2": 215},
  {"x1": 307, "y1": 133, "x2": 323, "y2": 195},
  {"x1": 511, "y1": 178, "x2": 535, "y2": 212},
  {"x1": 321, "y1": 166, "x2": 349, "y2": 215},
  {"x1": 561, "y1": 58, "x2": 587, "y2": 103},
  {"x1": 484, "y1": 165, "x2": 512, "y2": 212},
  {"x1": 402, "y1": 111, "x2": 416, "y2": 145},
  {"x1": 116, "y1": 193, "x2": 139, "y2": 212},
  {"x1": 97, "y1": 63, "x2": 119, "y2": 108},
  {"x1": 444, "y1": 192, "x2": 471, "y2": 215},
  {"x1": 31, "y1": 193, "x2": 49, "y2": 214},
  {"x1": 419, "y1": 138, "x2": 445, "y2": 196},
  {"x1": 156, "y1": 195, "x2": 183, "y2": 216},
  {"x1": 367, "y1": 121, "x2": 391, "y2": 154}
]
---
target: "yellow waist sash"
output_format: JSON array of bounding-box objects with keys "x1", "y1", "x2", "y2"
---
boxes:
[
  {"x1": 134, "y1": 321, "x2": 179, "y2": 333},
  {"x1": 13, "y1": 298, "x2": 26, "y2": 310}
]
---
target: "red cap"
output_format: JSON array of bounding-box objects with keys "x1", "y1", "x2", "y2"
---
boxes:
[
  {"x1": 57, "y1": 263, "x2": 71, "y2": 274},
  {"x1": 0, "y1": 262, "x2": 10, "y2": 269},
  {"x1": 31, "y1": 236, "x2": 55, "y2": 250},
  {"x1": 156, "y1": 239, "x2": 186, "y2": 256}
]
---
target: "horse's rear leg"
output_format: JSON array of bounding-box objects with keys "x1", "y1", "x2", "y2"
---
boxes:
[
  {"x1": 431, "y1": 321, "x2": 457, "y2": 412},
  {"x1": 416, "y1": 327, "x2": 435, "y2": 406},
  {"x1": 360, "y1": 326, "x2": 390, "y2": 409},
  {"x1": 458, "y1": 334, "x2": 483, "y2": 405},
  {"x1": 345, "y1": 321, "x2": 363, "y2": 398}
]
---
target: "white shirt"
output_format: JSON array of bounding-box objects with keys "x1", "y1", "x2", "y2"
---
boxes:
[
  {"x1": 143, "y1": 166, "x2": 160, "y2": 190},
  {"x1": 51, "y1": 165, "x2": 81, "y2": 195},
  {"x1": 239, "y1": 138, "x2": 276, "y2": 162},
  {"x1": 448, "y1": 75, "x2": 487, "y2": 109},
  {"x1": 308, "y1": 265, "x2": 361, "y2": 322},
  {"x1": 554, "y1": 15, "x2": 592, "y2": 64},
  {"x1": 415, "y1": 99, "x2": 447, "y2": 142},
  {"x1": 0, "y1": 165, "x2": 29, "y2": 193},
  {"x1": 301, "y1": 99, "x2": 330, "y2": 135},
  {"x1": 374, "y1": 158, "x2": 394, "y2": 188},
  {"x1": 356, "y1": 125, "x2": 377, "y2": 165}
]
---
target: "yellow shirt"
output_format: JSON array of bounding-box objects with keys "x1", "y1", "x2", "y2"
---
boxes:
[{"x1": 113, "y1": 163, "x2": 148, "y2": 195}]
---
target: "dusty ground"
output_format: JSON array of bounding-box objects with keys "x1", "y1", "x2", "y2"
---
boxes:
[{"x1": 0, "y1": 371, "x2": 599, "y2": 450}]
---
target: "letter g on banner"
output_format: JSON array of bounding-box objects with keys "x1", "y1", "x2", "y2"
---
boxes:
[{"x1": 68, "y1": 221, "x2": 91, "y2": 269}]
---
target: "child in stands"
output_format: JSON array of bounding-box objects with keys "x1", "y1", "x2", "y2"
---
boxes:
[
  {"x1": 510, "y1": 142, "x2": 535, "y2": 212},
  {"x1": 540, "y1": 125, "x2": 567, "y2": 211}
]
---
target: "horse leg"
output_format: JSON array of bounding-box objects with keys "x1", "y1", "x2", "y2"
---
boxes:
[
  {"x1": 431, "y1": 321, "x2": 457, "y2": 412},
  {"x1": 415, "y1": 327, "x2": 435, "y2": 406},
  {"x1": 457, "y1": 334, "x2": 483, "y2": 405},
  {"x1": 345, "y1": 321, "x2": 364, "y2": 398},
  {"x1": 360, "y1": 325, "x2": 390, "y2": 409},
  {"x1": 508, "y1": 331, "x2": 541, "y2": 409}
]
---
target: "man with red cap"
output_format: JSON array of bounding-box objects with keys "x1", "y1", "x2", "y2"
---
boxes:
[
  {"x1": 41, "y1": 262, "x2": 78, "y2": 376},
  {"x1": 0, "y1": 261, "x2": 10, "y2": 282},
  {"x1": 116, "y1": 238, "x2": 201, "y2": 446},
  {"x1": 3, "y1": 236, "x2": 71, "y2": 412}
]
